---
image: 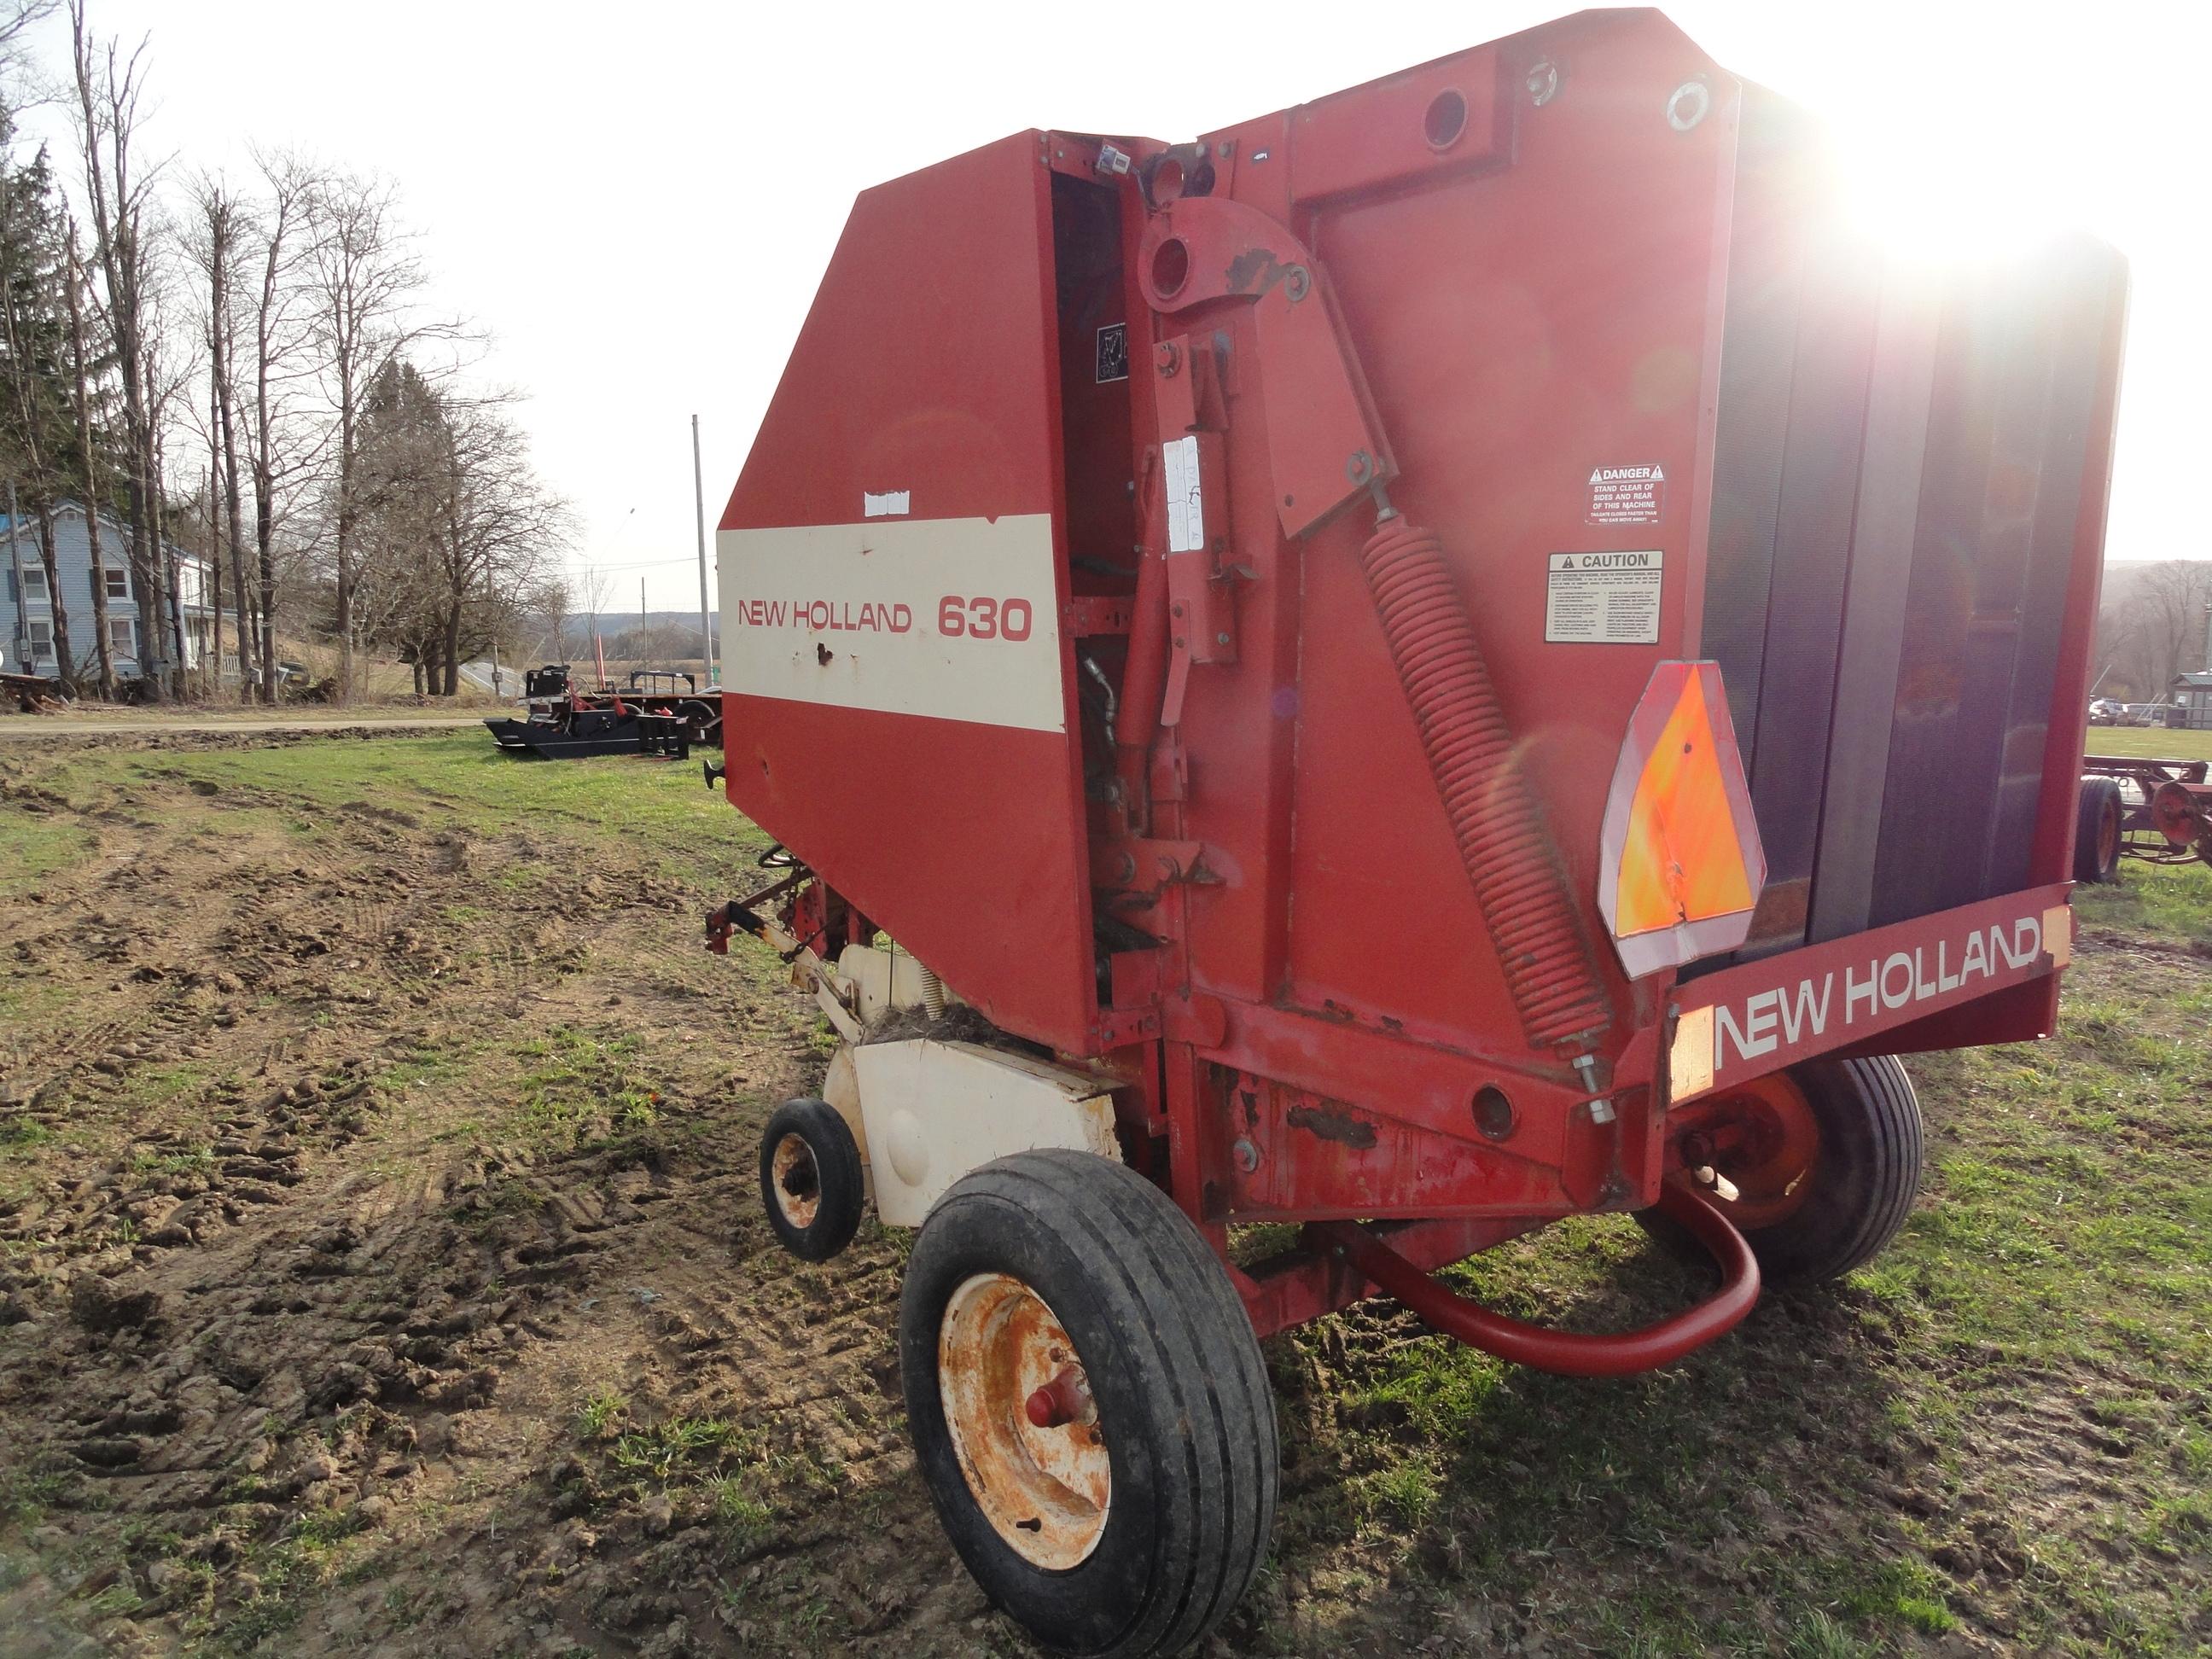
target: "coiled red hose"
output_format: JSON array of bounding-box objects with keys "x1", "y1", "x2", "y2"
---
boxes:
[{"x1": 1359, "y1": 517, "x2": 1611, "y2": 1053}]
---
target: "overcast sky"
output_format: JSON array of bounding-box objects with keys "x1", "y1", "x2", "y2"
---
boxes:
[{"x1": 23, "y1": 0, "x2": 2209, "y2": 615}]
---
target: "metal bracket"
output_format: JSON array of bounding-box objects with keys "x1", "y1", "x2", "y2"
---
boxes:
[
  {"x1": 1094, "y1": 1004, "x2": 1164, "y2": 1048},
  {"x1": 1091, "y1": 836, "x2": 1220, "y2": 894}
]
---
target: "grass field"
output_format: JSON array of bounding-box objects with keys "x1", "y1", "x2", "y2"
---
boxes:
[
  {"x1": 0, "y1": 731, "x2": 2206, "y2": 1656},
  {"x1": 2081, "y1": 725, "x2": 2212, "y2": 762}
]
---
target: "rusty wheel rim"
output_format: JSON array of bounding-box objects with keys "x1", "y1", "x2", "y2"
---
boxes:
[
  {"x1": 770, "y1": 1132, "x2": 821, "y2": 1230},
  {"x1": 938, "y1": 1272, "x2": 1110, "y2": 1569},
  {"x1": 2097, "y1": 796, "x2": 2121, "y2": 872},
  {"x1": 1668, "y1": 1070, "x2": 1820, "y2": 1230}
]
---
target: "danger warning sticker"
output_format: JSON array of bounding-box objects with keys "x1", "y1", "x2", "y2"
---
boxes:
[
  {"x1": 1546, "y1": 550, "x2": 1662, "y2": 644},
  {"x1": 1586, "y1": 463, "x2": 1666, "y2": 526}
]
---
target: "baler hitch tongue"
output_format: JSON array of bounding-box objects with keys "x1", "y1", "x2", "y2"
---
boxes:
[{"x1": 1313, "y1": 1182, "x2": 1759, "y2": 1377}]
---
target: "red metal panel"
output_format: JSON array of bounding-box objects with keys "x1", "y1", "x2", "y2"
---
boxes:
[
  {"x1": 723, "y1": 134, "x2": 1065, "y2": 532},
  {"x1": 1186, "y1": 12, "x2": 1734, "y2": 1070},
  {"x1": 718, "y1": 133, "x2": 1097, "y2": 1052},
  {"x1": 1288, "y1": 46, "x2": 1510, "y2": 207}
]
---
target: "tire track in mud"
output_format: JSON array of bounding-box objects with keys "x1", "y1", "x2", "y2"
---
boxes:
[{"x1": 0, "y1": 737, "x2": 829, "y2": 1655}]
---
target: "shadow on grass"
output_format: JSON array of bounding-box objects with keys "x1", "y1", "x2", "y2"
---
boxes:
[{"x1": 1247, "y1": 1220, "x2": 1953, "y2": 1656}]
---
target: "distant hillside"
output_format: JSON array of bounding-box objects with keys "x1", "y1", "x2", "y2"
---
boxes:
[{"x1": 533, "y1": 611, "x2": 718, "y2": 663}]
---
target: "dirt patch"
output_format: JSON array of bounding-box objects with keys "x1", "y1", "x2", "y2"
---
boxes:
[{"x1": 0, "y1": 736, "x2": 1015, "y2": 1656}]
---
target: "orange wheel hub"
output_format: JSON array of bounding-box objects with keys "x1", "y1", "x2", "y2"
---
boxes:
[{"x1": 1666, "y1": 1070, "x2": 1819, "y2": 1230}]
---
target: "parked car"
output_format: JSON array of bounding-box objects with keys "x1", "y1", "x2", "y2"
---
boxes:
[
  {"x1": 2089, "y1": 698, "x2": 2125, "y2": 725},
  {"x1": 2121, "y1": 701, "x2": 2174, "y2": 727}
]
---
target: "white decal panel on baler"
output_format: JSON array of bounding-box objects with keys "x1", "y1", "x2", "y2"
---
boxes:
[{"x1": 717, "y1": 513, "x2": 1065, "y2": 733}]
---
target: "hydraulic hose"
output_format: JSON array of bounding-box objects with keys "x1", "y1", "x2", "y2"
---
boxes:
[
  {"x1": 1358, "y1": 515, "x2": 1612, "y2": 1055},
  {"x1": 1313, "y1": 1180, "x2": 1760, "y2": 1377}
]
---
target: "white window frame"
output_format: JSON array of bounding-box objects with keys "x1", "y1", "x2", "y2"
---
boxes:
[
  {"x1": 19, "y1": 565, "x2": 49, "y2": 603},
  {"x1": 102, "y1": 565, "x2": 129, "y2": 601},
  {"x1": 26, "y1": 616, "x2": 55, "y2": 661},
  {"x1": 107, "y1": 616, "x2": 136, "y2": 657}
]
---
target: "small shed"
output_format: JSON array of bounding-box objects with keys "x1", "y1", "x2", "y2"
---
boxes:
[{"x1": 2173, "y1": 671, "x2": 2212, "y2": 732}]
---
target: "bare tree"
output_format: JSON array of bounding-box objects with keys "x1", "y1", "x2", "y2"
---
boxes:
[
  {"x1": 140, "y1": 261, "x2": 195, "y2": 684},
  {"x1": 2114, "y1": 562, "x2": 2212, "y2": 703},
  {"x1": 240, "y1": 148, "x2": 322, "y2": 701},
  {"x1": 189, "y1": 172, "x2": 253, "y2": 695},
  {"x1": 527, "y1": 571, "x2": 572, "y2": 662},
  {"x1": 423, "y1": 393, "x2": 567, "y2": 694},
  {"x1": 69, "y1": 0, "x2": 173, "y2": 695},
  {"x1": 303, "y1": 168, "x2": 459, "y2": 702},
  {"x1": 61, "y1": 218, "x2": 112, "y2": 696}
]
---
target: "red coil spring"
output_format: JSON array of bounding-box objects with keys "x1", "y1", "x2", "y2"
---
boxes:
[{"x1": 1359, "y1": 518, "x2": 1611, "y2": 1054}]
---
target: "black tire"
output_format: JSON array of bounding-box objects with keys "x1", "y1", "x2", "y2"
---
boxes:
[
  {"x1": 758, "y1": 1098, "x2": 864, "y2": 1261},
  {"x1": 2075, "y1": 776, "x2": 2123, "y2": 885},
  {"x1": 1644, "y1": 1055, "x2": 1923, "y2": 1287},
  {"x1": 899, "y1": 1150, "x2": 1277, "y2": 1659}
]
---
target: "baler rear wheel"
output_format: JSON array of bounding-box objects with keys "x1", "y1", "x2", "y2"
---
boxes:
[
  {"x1": 2075, "y1": 776, "x2": 2123, "y2": 884},
  {"x1": 1644, "y1": 1055, "x2": 1922, "y2": 1285},
  {"x1": 899, "y1": 1150, "x2": 1277, "y2": 1659},
  {"x1": 758, "y1": 1097, "x2": 864, "y2": 1261}
]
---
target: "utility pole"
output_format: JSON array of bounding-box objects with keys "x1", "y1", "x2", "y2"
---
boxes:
[{"x1": 692, "y1": 414, "x2": 713, "y2": 684}]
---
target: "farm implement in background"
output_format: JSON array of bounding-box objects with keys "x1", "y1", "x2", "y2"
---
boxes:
[
  {"x1": 484, "y1": 664, "x2": 722, "y2": 760},
  {"x1": 2077, "y1": 757, "x2": 2212, "y2": 880}
]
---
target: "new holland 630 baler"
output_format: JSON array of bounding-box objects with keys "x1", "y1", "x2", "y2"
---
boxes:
[{"x1": 704, "y1": 10, "x2": 2126, "y2": 1652}]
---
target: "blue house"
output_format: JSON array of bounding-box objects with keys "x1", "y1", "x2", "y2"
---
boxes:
[{"x1": 0, "y1": 504, "x2": 234, "y2": 684}]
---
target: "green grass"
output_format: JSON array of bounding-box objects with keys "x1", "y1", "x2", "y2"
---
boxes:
[
  {"x1": 0, "y1": 805, "x2": 92, "y2": 894},
  {"x1": 2075, "y1": 859, "x2": 2212, "y2": 950},
  {"x1": 15, "y1": 731, "x2": 771, "y2": 888},
  {"x1": 2081, "y1": 725, "x2": 2212, "y2": 762}
]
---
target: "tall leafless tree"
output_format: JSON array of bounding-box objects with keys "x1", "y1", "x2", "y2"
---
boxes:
[
  {"x1": 240, "y1": 148, "x2": 321, "y2": 701},
  {"x1": 69, "y1": 0, "x2": 173, "y2": 695},
  {"x1": 61, "y1": 218, "x2": 113, "y2": 696},
  {"x1": 190, "y1": 172, "x2": 253, "y2": 694},
  {"x1": 303, "y1": 168, "x2": 459, "y2": 701}
]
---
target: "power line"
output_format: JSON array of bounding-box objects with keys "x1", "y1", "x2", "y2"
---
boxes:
[{"x1": 572, "y1": 554, "x2": 706, "y2": 573}]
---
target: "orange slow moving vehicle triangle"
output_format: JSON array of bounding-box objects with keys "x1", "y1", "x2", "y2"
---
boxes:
[{"x1": 1615, "y1": 667, "x2": 1755, "y2": 940}]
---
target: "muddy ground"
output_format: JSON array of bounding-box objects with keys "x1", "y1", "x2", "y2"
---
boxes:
[{"x1": 0, "y1": 731, "x2": 2205, "y2": 1657}]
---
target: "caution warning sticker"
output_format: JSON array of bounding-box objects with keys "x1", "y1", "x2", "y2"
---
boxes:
[
  {"x1": 1586, "y1": 463, "x2": 1666, "y2": 526},
  {"x1": 1546, "y1": 550, "x2": 1663, "y2": 644}
]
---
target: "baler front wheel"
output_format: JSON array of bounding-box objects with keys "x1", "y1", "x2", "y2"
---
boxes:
[
  {"x1": 758, "y1": 1097, "x2": 864, "y2": 1261},
  {"x1": 899, "y1": 1150, "x2": 1277, "y2": 1659},
  {"x1": 1645, "y1": 1055, "x2": 1922, "y2": 1285}
]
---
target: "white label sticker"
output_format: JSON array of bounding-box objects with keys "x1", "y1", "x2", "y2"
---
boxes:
[
  {"x1": 863, "y1": 490, "x2": 911, "y2": 518},
  {"x1": 1586, "y1": 463, "x2": 1666, "y2": 526},
  {"x1": 1163, "y1": 436, "x2": 1203, "y2": 553},
  {"x1": 1545, "y1": 550, "x2": 1663, "y2": 644},
  {"x1": 719, "y1": 514, "x2": 1063, "y2": 732}
]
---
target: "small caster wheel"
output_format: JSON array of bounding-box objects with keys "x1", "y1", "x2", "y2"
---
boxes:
[{"x1": 759, "y1": 1097, "x2": 864, "y2": 1260}]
